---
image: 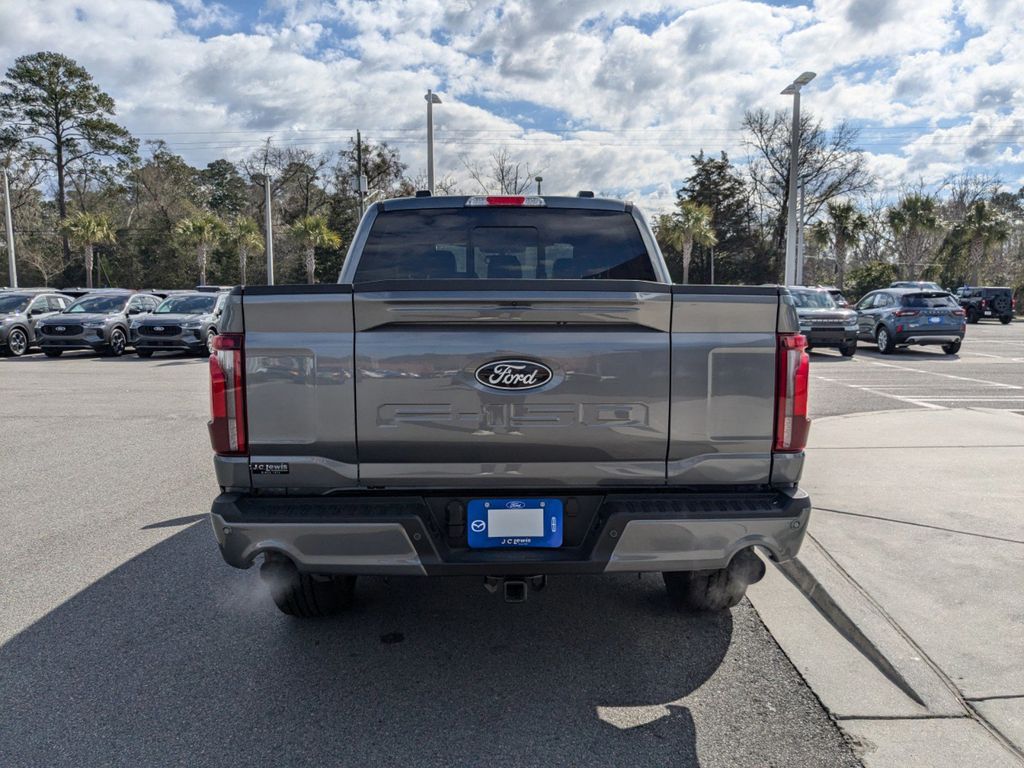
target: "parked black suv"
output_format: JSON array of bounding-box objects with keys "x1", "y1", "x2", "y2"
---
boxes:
[{"x1": 955, "y1": 286, "x2": 1014, "y2": 324}]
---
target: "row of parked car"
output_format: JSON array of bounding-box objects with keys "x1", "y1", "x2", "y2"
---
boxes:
[
  {"x1": 788, "y1": 281, "x2": 1016, "y2": 356},
  {"x1": 0, "y1": 286, "x2": 229, "y2": 358}
]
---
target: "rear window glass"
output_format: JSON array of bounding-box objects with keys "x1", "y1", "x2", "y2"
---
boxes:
[
  {"x1": 354, "y1": 208, "x2": 656, "y2": 282},
  {"x1": 901, "y1": 293, "x2": 956, "y2": 308}
]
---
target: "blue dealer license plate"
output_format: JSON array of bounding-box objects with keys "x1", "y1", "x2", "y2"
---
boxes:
[{"x1": 467, "y1": 499, "x2": 563, "y2": 548}]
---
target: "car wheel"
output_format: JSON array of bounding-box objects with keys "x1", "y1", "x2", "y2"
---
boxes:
[
  {"x1": 136, "y1": 349, "x2": 154, "y2": 358},
  {"x1": 663, "y1": 549, "x2": 765, "y2": 612},
  {"x1": 1000, "y1": 316, "x2": 1012, "y2": 325},
  {"x1": 840, "y1": 342, "x2": 857, "y2": 357},
  {"x1": 6, "y1": 327, "x2": 28, "y2": 357},
  {"x1": 206, "y1": 328, "x2": 217, "y2": 355},
  {"x1": 43, "y1": 349, "x2": 63, "y2": 358},
  {"x1": 105, "y1": 328, "x2": 127, "y2": 357},
  {"x1": 967, "y1": 309, "x2": 979, "y2": 324},
  {"x1": 876, "y1": 326, "x2": 896, "y2": 354},
  {"x1": 942, "y1": 340, "x2": 962, "y2": 355},
  {"x1": 260, "y1": 557, "x2": 356, "y2": 618}
]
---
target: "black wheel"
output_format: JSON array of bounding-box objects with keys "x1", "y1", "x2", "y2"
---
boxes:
[
  {"x1": 136, "y1": 349, "x2": 154, "y2": 358},
  {"x1": 663, "y1": 549, "x2": 765, "y2": 612},
  {"x1": 840, "y1": 342, "x2": 857, "y2": 357},
  {"x1": 875, "y1": 326, "x2": 896, "y2": 354},
  {"x1": 1000, "y1": 316, "x2": 1012, "y2": 325},
  {"x1": 942, "y1": 340, "x2": 962, "y2": 355},
  {"x1": 967, "y1": 309, "x2": 979, "y2": 324},
  {"x1": 105, "y1": 328, "x2": 127, "y2": 357},
  {"x1": 43, "y1": 349, "x2": 63, "y2": 358},
  {"x1": 805, "y1": 345, "x2": 814, "y2": 352},
  {"x1": 5, "y1": 327, "x2": 28, "y2": 357},
  {"x1": 260, "y1": 557, "x2": 356, "y2": 617}
]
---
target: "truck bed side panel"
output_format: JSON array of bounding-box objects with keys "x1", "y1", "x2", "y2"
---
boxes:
[{"x1": 242, "y1": 290, "x2": 358, "y2": 490}]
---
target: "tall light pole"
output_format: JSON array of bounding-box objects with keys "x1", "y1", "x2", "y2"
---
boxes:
[
  {"x1": 425, "y1": 89, "x2": 442, "y2": 195},
  {"x1": 263, "y1": 174, "x2": 274, "y2": 286},
  {"x1": 781, "y1": 71, "x2": 816, "y2": 286},
  {"x1": 796, "y1": 180, "x2": 806, "y2": 284},
  {"x1": 2, "y1": 165, "x2": 16, "y2": 288},
  {"x1": 535, "y1": 176, "x2": 543, "y2": 195}
]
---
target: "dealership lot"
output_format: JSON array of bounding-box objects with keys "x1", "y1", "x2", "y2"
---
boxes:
[{"x1": 808, "y1": 320, "x2": 1024, "y2": 417}]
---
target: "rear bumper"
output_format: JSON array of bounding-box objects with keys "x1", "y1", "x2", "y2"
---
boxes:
[
  {"x1": 209, "y1": 488, "x2": 811, "y2": 576},
  {"x1": 894, "y1": 330, "x2": 964, "y2": 345}
]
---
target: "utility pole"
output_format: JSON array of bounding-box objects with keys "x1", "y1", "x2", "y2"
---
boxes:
[
  {"x1": 781, "y1": 72, "x2": 816, "y2": 286},
  {"x1": 356, "y1": 129, "x2": 366, "y2": 219},
  {"x1": 796, "y1": 181, "x2": 806, "y2": 285},
  {"x1": 2, "y1": 165, "x2": 16, "y2": 288},
  {"x1": 263, "y1": 175, "x2": 274, "y2": 286},
  {"x1": 709, "y1": 245, "x2": 715, "y2": 285},
  {"x1": 425, "y1": 89, "x2": 442, "y2": 195}
]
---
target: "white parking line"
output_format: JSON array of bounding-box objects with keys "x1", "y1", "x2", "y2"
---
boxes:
[
  {"x1": 814, "y1": 376, "x2": 946, "y2": 409},
  {"x1": 908, "y1": 397, "x2": 1024, "y2": 402},
  {"x1": 852, "y1": 358, "x2": 1023, "y2": 390}
]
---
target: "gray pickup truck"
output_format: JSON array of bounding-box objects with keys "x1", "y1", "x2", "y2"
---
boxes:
[{"x1": 207, "y1": 195, "x2": 811, "y2": 617}]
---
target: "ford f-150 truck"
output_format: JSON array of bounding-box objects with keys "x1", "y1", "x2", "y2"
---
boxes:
[{"x1": 206, "y1": 194, "x2": 811, "y2": 617}]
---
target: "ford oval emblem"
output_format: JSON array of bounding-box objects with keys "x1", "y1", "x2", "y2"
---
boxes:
[{"x1": 475, "y1": 359, "x2": 553, "y2": 391}]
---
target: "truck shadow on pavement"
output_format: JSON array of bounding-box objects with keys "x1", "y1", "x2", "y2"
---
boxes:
[{"x1": 0, "y1": 524, "x2": 825, "y2": 768}]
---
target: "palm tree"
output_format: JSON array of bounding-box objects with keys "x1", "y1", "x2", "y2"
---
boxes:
[
  {"x1": 228, "y1": 216, "x2": 263, "y2": 286},
  {"x1": 808, "y1": 200, "x2": 868, "y2": 290},
  {"x1": 174, "y1": 212, "x2": 225, "y2": 286},
  {"x1": 887, "y1": 194, "x2": 941, "y2": 279},
  {"x1": 954, "y1": 201, "x2": 1009, "y2": 285},
  {"x1": 669, "y1": 200, "x2": 717, "y2": 284},
  {"x1": 288, "y1": 215, "x2": 341, "y2": 284},
  {"x1": 62, "y1": 212, "x2": 116, "y2": 288}
]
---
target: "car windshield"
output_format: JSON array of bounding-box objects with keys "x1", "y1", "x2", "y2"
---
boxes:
[
  {"x1": 155, "y1": 295, "x2": 217, "y2": 314},
  {"x1": 355, "y1": 207, "x2": 656, "y2": 282},
  {"x1": 65, "y1": 295, "x2": 130, "y2": 314},
  {"x1": 901, "y1": 292, "x2": 956, "y2": 308},
  {"x1": 791, "y1": 290, "x2": 837, "y2": 309},
  {"x1": 0, "y1": 295, "x2": 31, "y2": 313}
]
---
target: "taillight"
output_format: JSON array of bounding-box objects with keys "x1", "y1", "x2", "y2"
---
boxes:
[
  {"x1": 952, "y1": 308, "x2": 966, "y2": 317},
  {"x1": 981, "y1": 299, "x2": 988, "y2": 308},
  {"x1": 209, "y1": 332, "x2": 246, "y2": 455},
  {"x1": 894, "y1": 309, "x2": 919, "y2": 317},
  {"x1": 775, "y1": 334, "x2": 810, "y2": 453}
]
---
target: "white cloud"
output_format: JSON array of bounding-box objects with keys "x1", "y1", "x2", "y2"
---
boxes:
[{"x1": 0, "y1": 0, "x2": 1021, "y2": 217}]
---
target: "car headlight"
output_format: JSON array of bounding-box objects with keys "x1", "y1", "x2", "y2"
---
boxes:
[
  {"x1": 130, "y1": 319, "x2": 142, "y2": 329},
  {"x1": 181, "y1": 320, "x2": 203, "y2": 329},
  {"x1": 84, "y1": 320, "x2": 106, "y2": 328}
]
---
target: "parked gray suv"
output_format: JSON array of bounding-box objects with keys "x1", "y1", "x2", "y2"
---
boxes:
[
  {"x1": 0, "y1": 290, "x2": 74, "y2": 356},
  {"x1": 855, "y1": 288, "x2": 966, "y2": 354},
  {"x1": 132, "y1": 291, "x2": 228, "y2": 357},
  {"x1": 790, "y1": 287, "x2": 858, "y2": 356},
  {"x1": 37, "y1": 290, "x2": 161, "y2": 357}
]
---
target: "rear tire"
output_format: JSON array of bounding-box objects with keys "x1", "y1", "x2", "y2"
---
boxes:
[
  {"x1": 875, "y1": 326, "x2": 896, "y2": 354},
  {"x1": 1000, "y1": 316, "x2": 1012, "y2": 325},
  {"x1": 840, "y1": 342, "x2": 857, "y2": 357},
  {"x1": 967, "y1": 309, "x2": 979, "y2": 324},
  {"x1": 43, "y1": 349, "x2": 63, "y2": 358},
  {"x1": 942, "y1": 340, "x2": 962, "y2": 355},
  {"x1": 136, "y1": 349, "x2": 154, "y2": 358},
  {"x1": 663, "y1": 549, "x2": 765, "y2": 612},
  {"x1": 260, "y1": 557, "x2": 356, "y2": 618}
]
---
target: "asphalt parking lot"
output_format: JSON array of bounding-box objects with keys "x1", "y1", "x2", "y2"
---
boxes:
[
  {"x1": 807, "y1": 320, "x2": 1024, "y2": 418},
  {"x1": 3, "y1": 322, "x2": 1020, "y2": 767},
  {"x1": 0, "y1": 351, "x2": 860, "y2": 766}
]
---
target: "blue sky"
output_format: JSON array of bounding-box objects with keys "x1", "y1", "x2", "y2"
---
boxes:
[{"x1": 2, "y1": 0, "x2": 1022, "y2": 213}]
